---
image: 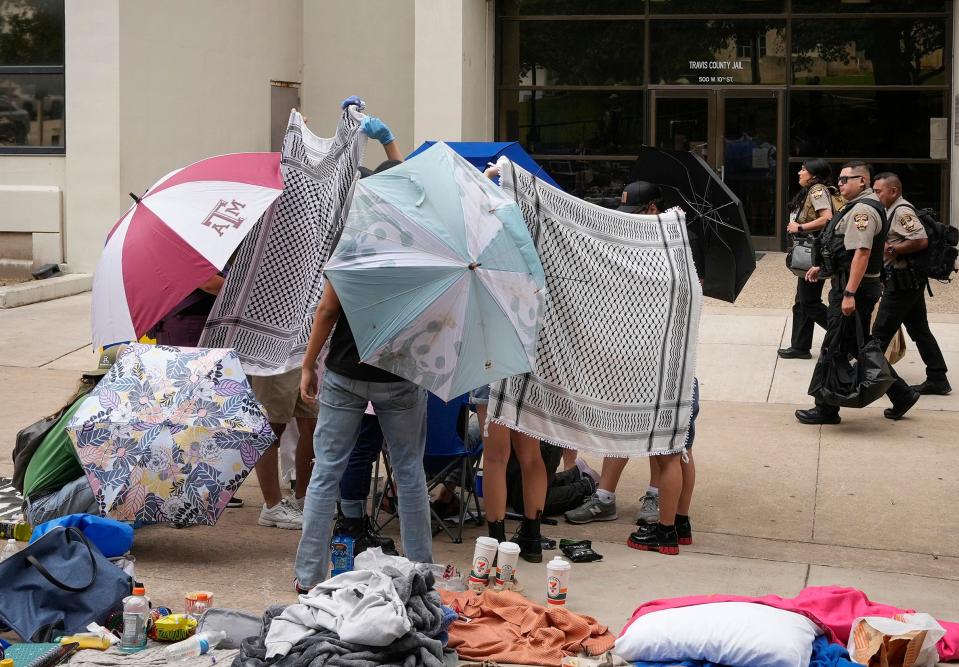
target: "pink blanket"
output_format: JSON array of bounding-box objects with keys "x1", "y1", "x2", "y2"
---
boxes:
[{"x1": 620, "y1": 586, "x2": 959, "y2": 662}]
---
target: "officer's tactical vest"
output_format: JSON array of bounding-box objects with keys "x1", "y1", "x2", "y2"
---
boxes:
[{"x1": 821, "y1": 197, "x2": 889, "y2": 277}]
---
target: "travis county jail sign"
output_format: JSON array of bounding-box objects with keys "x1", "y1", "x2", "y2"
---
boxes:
[{"x1": 689, "y1": 60, "x2": 744, "y2": 84}]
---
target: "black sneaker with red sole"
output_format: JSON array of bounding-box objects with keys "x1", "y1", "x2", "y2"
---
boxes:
[
  {"x1": 676, "y1": 517, "x2": 692, "y2": 545},
  {"x1": 627, "y1": 522, "x2": 679, "y2": 555}
]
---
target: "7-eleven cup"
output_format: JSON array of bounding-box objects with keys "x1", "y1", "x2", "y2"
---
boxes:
[
  {"x1": 468, "y1": 536, "x2": 498, "y2": 591},
  {"x1": 546, "y1": 556, "x2": 571, "y2": 606}
]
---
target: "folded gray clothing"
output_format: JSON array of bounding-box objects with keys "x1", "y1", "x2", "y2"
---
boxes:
[{"x1": 236, "y1": 567, "x2": 453, "y2": 667}]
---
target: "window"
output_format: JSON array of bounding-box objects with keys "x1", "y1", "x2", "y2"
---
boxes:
[
  {"x1": 0, "y1": 0, "x2": 65, "y2": 152},
  {"x1": 789, "y1": 90, "x2": 946, "y2": 159},
  {"x1": 794, "y1": 0, "x2": 947, "y2": 13},
  {"x1": 736, "y1": 34, "x2": 766, "y2": 60},
  {"x1": 792, "y1": 18, "x2": 946, "y2": 86},
  {"x1": 650, "y1": 0, "x2": 785, "y2": 13},
  {"x1": 499, "y1": 20, "x2": 644, "y2": 87},
  {"x1": 498, "y1": 89, "x2": 644, "y2": 156},
  {"x1": 498, "y1": 0, "x2": 644, "y2": 16},
  {"x1": 649, "y1": 20, "x2": 786, "y2": 85}
]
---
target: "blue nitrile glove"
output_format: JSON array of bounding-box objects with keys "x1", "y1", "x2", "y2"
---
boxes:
[
  {"x1": 341, "y1": 95, "x2": 363, "y2": 110},
  {"x1": 361, "y1": 116, "x2": 395, "y2": 145}
]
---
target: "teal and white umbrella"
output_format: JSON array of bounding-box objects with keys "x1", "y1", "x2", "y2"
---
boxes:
[{"x1": 326, "y1": 142, "x2": 545, "y2": 400}]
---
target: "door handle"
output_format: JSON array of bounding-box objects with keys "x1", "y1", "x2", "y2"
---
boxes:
[{"x1": 719, "y1": 165, "x2": 725, "y2": 181}]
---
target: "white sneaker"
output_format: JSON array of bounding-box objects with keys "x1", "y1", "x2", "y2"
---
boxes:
[
  {"x1": 259, "y1": 498, "x2": 304, "y2": 529},
  {"x1": 285, "y1": 495, "x2": 304, "y2": 512}
]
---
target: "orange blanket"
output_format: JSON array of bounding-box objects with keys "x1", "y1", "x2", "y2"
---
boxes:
[{"x1": 440, "y1": 589, "x2": 616, "y2": 666}]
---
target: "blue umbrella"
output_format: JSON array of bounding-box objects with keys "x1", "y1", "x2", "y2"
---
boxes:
[
  {"x1": 408, "y1": 141, "x2": 563, "y2": 190},
  {"x1": 326, "y1": 143, "x2": 545, "y2": 400}
]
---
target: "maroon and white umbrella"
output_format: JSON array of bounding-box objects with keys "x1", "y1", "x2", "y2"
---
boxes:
[{"x1": 92, "y1": 152, "x2": 283, "y2": 349}]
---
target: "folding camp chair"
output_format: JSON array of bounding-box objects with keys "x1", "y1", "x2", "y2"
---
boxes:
[{"x1": 423, "y1": 393, "x2": 483, "y2": 543}]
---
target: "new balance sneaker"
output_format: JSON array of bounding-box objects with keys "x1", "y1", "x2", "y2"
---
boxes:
[
  {"x1": 634, "y1": 492, "x2": 660, "y2": 525},
  {"x1": 627, "y1": 522, "x2": 679, "y2": 555},
  {"x1": 564, "y1": 494, "x2": 618, "y2": 524},
  {"x1": 259, "y1": 498, "x2": 304, "y2": 529}
]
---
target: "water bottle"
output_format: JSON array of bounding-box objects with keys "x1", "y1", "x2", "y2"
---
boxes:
[
  {"x1": 120, "y1": 586, "x2": 149, "y2": 653},
  {"x1": 163, "y1": 630, "x2": 227, "y2": 662},
  {"x1": 0, "y1": 539, "x2": 18, "y2": 562},
  {"x1": 0, "y1": 520, "x2": 31, "y2": 542}
]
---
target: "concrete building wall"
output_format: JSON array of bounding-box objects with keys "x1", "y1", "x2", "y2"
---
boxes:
[
  {"x1": 113, "y1": 0, "x2": 303, "y2": 270},
  {"x1": 952, "y1": 6, "x2": 958, "y2": 227},
  {"x1": 62, "y1": 0, "x2": 121, "y2": 274},
  {"x1": 413, "y1": 0, "x2": 494, "y2": 146},
  {"x1": 301, "y1": 0, "x2": 415, "y2": 165},
  {"x1": 460, "y1": 0, "x2": 494, "y2": 142}
]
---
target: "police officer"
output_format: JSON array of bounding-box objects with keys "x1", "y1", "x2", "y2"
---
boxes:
[
  {"x1": 872, "y1": 173, "x2": 951, "y2": 396},
  {"x1": 795, "y1": 161, "x2": 915, "y2": 424},
  {"x1": 778, "y1": 158, "x2": 835, "y2": 359}
]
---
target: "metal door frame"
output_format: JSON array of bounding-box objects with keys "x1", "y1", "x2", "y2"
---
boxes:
[{"x1": 650, "y1": 88, "x2": 784, "y2": 251}]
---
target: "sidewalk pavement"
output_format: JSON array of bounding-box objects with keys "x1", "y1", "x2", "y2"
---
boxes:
[{"x1": 1, "y1": 290, "x2": 957, "y2": 637}]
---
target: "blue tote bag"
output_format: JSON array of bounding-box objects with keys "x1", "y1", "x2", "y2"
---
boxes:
[{"x1": 0, "y1": 526, "x2": 132, "y2": 641}]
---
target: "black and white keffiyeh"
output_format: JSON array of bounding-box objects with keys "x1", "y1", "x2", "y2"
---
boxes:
[
  {"x1": 201, "y1": 108, "x2": 367, "y2": 375},
  {"x1": 489, "y1": 161, "x2": 702, "y2": 457},
  {"x1": 0, "y1": 477, "x2": 23, "y2": 521}
]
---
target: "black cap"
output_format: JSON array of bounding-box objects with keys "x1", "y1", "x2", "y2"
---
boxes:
[{"x1": 617, "y1": 181, "x2": 663, "y2": 212}]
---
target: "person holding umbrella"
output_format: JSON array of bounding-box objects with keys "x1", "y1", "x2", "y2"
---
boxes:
[
  {"x1": 295, "y1": 279, "x2": 433, "y2": 590},
  {"x1": 777, "y1": 159, "x2": 837, "y2": 360},
  {"x1": 557, "y1": 181, "x2": 700, "y2": 555}
]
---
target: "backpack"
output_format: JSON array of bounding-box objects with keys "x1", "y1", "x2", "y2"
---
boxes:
[
  {"x1": 826, "y1": 186, "x2": 845, "y2": 216},
  {"x1": 889, "y1": 204, "x2": 959, "y2": 283}
]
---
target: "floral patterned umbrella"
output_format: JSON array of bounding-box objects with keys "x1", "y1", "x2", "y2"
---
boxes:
[{"x1": 66, "y1": 343, "x2": 274, "y2": 526}]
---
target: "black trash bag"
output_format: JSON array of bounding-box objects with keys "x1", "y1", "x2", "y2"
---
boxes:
[{"x1": 808, "y1": 314, "x2": 895, "y2": 408}]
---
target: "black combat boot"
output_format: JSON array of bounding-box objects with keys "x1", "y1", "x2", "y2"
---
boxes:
[
  {"x1": 675, "y1": 514, "x2": 693, "y2": 546},
  {"x1": 487, "y1": 519, "x2": 507, "y2": 543},
  {"x1": 362, "y1": 515, "x2": 398, "y2": 555},
  {"x1": 514, "y1": 517, "x2": 542, "y2": 563}
]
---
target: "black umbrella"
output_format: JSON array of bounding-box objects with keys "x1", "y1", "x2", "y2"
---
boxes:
[{"x1": 630, "y1": 146, "x2": 756, "y2": 302}]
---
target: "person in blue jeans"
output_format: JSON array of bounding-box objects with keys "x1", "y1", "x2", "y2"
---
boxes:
[{"x1": 295, "y1": 279, "x2": 432, "y2": 590}]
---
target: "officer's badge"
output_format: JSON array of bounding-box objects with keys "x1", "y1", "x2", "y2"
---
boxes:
[
  {"x1": 900, "y1": 214, "x2": 918, "y2": 232},
  {"x1": 853, "y1": 212, "x2": 870, "y2": 231}
]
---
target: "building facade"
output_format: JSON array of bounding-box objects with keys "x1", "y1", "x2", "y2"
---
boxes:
[{"x1": 0, "y1": 0, "x2": 955, "y2": 275}]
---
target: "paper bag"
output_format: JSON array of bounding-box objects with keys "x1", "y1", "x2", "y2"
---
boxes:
[
  {"x1": 870, "y1": 302, "x2": 908, "y2": 365},
  {"x1": 848, "y1": 614, "x2": 946, "y2": 667}
]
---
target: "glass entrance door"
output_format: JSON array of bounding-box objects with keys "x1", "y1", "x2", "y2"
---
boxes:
[{"x1": 652, "y1": 90, "x2": 783, "y2": 251}]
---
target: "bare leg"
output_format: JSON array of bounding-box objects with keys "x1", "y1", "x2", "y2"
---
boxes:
[
  {"x1": 478, "y1": 405, "x2": 510, "y2": 522},
  {"x1": 598, "y1": 457, "x2": 629, "y2": 494},
  {"x1": 512, "y1": 432, "x2": 546, "y2": 517},
  {"x1": 294, "y1": 417, "x2": 316, "y2": 501},
  {"x1": 657, "y1": 454, "x2": 682, "y2": 526},
  {"x1": 678, "y1": 450, "x2": 696, "y2": 516},
  {"x1": 649, "y1": 456, "x2": 662, "y2": 488},
  {"x1": 255, "y1": 422, "x2": 286, "y2": 508},
  {"x1": 562, "y1": 448, "x2": 578, "y2": 471}
]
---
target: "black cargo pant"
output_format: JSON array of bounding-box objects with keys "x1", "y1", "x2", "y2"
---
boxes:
[
  {"x1": 872, "y1": 282, "x2": 949, "y2": 384},
  {"x1": 814, "y1": 276, "x2": 910, "y2": 417},
  {"x1": 790, "y1": 276, "x2": 828, "y2": 352}
]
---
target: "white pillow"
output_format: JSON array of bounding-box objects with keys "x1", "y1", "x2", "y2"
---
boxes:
[{"x1": 614, "y1": 601, "x2": 821, "y2": 667}]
